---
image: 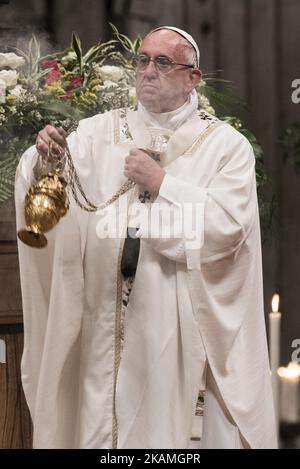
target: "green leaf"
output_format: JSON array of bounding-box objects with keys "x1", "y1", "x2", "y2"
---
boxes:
[
  {"x1": 83, "y1": 44, "x2": 102, "y2": 63},
  {"x1": 72, "y1": 32, "x2": 83, "y2": 73},
  {"x1": 40, "y1": 101, "x2": 84, "y2": 122},
  {"x1": 0, "y1": 156, "x2": 17, "y2": 203},
  {"x1": 281, "y1": 122, "x2": 300, "y2": 169},
  {"x1": 200, "y1": 74, "x2": 246, "y2": 119},
  {"x1": 109, "y1": 23, "x2": 141, "y2": 54}
]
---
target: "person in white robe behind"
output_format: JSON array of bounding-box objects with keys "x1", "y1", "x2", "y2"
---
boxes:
[{"x1": 15, "y1": 26, "x2": 277, "y2": 449}]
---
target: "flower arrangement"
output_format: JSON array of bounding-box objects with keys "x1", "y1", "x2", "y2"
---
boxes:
[
  {"x1": 0, "y1": 28, "x2": 139, "y2": 201},
  {"x1": 0, "y1": 24, "x2": 272, "y2": 236}
]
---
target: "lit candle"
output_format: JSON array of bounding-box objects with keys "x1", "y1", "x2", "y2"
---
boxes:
[
  {"x1": 269, "y1": 293, "x2": 281, "y2": 432},
  {"x1": 278, "y1": 362, "x2": 300, "y2": 423}
]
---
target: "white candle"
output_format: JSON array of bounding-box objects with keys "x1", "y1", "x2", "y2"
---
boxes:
[
  {"x1": 278, "y1": 362, "x2": 300, "y2": 423},
  {"x1": 269, "y1": 293, "x2": 281, "y2": 432}
]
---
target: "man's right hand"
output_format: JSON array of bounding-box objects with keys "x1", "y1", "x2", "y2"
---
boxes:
[{"x1": 36, "y1": 125, "x2": 66, "y2": 160}]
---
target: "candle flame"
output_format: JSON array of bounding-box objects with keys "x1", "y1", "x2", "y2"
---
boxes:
[
  {"x1": 277, "y1": 362, "x2": 300, "y2": 380},
  {"x1": 271, "y1": 293, "x2": 280, "y2": 313}
]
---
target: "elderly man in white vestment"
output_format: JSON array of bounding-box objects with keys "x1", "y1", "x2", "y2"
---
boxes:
[{"x1": 15, "y1": 26, "x2": 277, "y2": 449}]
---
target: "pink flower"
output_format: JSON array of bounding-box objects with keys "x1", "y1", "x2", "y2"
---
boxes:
[
  {"x1": 46, "y1": 68, "x2": 61, "y2": 85},
  {"x1": 70, "y1": 76, "x2": 83, "y2": 88},
  {"x1": 41, "y1": 59, "x2": 59, "y2": 70}
]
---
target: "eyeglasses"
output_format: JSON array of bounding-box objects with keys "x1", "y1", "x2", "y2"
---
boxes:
[{"x1": 132, "y1": 54, "x2": 195, "y2": 74}]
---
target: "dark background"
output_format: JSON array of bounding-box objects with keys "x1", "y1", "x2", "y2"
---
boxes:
[{"x1": 0, "y1": 0, "x2": 299, "y2": 448}]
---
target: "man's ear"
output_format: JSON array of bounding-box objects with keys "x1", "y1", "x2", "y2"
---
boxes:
[
  {"x1": 191, "y1": 68, "x2": 202, "y2": 86},
  {"x1": 187, "y1": 68, "x2": 202, "y2": 93}
]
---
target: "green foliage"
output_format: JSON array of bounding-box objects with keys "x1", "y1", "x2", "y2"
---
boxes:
[
  {"x1": 109, "y1": 22, "x2": 142, "y2": 55},
  {"x1": 0, "y1": 156, "x2": 16, "y2": 202},
  {"x1": 281, "y1": 122, "x2": 300, "y2": 172},
  {"x1": 199, "y1": 74, "x2": 246, "y2": 119},
  {"x1": 0, "y1": 28, "x2": 138, "y2": 202}
]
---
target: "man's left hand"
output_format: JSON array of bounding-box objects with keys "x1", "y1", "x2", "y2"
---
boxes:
[{"x1": 124, "y1": 148, "x2": 166, "y2": 196}]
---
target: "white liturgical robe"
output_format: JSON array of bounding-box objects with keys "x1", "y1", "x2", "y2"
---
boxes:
[{"x1": 15, "y1": 104, "x2": 277, "y2": 449}]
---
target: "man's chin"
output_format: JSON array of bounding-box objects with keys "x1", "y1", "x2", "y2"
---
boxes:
[{"x1": 138, "y1": 96, "x2": 161, "y2": 113}]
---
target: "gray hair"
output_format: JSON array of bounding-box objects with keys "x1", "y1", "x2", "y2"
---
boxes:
[
  {"x1": 177, "y1": 37, "x2": 198, "y2": 68},
  {"x1": 183, "y1": 43, "x2": 198, "y2": 68}
]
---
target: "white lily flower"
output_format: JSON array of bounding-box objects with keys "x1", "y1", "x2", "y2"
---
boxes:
[
  {"x1": 0, "y1": 70, "x2": 18, "y2": 88},
  {"x1": 95, "y1": 65, "x2": 124, "y2": 82},
  {"x1": 0, "y1": 52, "x2": 25, "y2": 69}
]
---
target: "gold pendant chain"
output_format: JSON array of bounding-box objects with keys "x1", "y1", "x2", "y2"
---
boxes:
[
  {"x1": 64, "y1": 143, "x2": 135, "y2": 212},
  {"x1": 47, "y1": 140, "x2": 136, "y2": 213}
]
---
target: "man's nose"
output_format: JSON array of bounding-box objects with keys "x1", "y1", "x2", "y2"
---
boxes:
[{"x1": 143, "y1": 59, "x2": 158, "y2": 77}]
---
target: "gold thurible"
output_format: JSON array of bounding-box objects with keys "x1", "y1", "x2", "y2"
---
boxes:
[
  {"x1": 18, "y1": 138, "x2": 135, "y2": 248},
  {"x1": 18, "y1": 141, "x2": 69, "y2": 248},
  {"x1": 17, "y1": 171, "x2": 69, "y2": 248}
]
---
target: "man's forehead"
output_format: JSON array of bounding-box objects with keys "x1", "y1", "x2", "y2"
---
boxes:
[{"x1": 139, "y1": 30, "x2": 186, "y2": 57}]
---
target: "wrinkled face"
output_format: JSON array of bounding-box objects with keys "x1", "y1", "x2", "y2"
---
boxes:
[{"x1": 135, "y1": 30, "x2": 201, "y2": 113}]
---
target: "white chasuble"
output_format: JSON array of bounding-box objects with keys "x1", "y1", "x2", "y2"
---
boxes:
[{"x1": 15, "y1": 107, "x2": 277, "y2": 449}]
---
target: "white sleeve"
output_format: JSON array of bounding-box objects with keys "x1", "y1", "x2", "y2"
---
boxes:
[{"x1": 14, "y1": 114, "x2": 99, "y2": 417}]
